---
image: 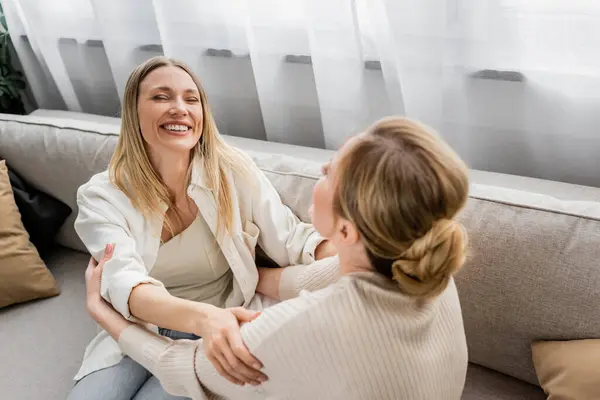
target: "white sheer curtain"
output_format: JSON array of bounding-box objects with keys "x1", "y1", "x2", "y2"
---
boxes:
[{"x1": 4, "y1": 0, "x2": 600, "y2": 186}]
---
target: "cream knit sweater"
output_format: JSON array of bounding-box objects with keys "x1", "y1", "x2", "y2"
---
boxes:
[{"x1": 118, "y1": 269, "x2": 468, "y2": 400}]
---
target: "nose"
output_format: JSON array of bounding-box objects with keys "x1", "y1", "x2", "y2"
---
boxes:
[{"x1": 169, "y1": 97, "x2": 188, "y2": 117}]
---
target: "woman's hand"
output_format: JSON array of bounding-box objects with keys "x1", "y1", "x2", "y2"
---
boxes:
[
  {"x1": 85, "y1": 244, "x2": 131, "y2": 341},
  {"x1": 200, "y1": 306, "x2": 268, "y2": 386},
  {"x1": 85, "y1": 243, "x2": 114, "y2": 317}
]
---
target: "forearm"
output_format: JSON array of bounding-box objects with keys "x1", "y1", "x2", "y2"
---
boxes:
[
  {"x1": 256, "y1": 257, "x2": 340, "y2": 301},
  {"x1": 89, "y1": 301, "x2": 133, "y2": 341},
  {"x1": 256, "y1": 268, "x2": 282, "y2": 300},
  {"x1": 278, "y1": 256, "x2": 340, "y2": 300},
  {"x1": 129, "y1": 283, "x2": 214, "y2": 334}
]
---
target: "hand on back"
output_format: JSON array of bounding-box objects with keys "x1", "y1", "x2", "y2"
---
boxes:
[{"x1": 200, "y1": 306, "x2": 268, "y2": 386}]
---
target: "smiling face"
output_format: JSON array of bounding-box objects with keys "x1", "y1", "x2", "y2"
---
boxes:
[{"x1": 136, "y1": 65, "x2": 204, "y2": 158}]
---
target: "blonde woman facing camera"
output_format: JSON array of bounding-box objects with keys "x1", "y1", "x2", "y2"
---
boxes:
[
  {"x1": 68, "y1": 57, "x2": 336, "y2": 400},
  {"x1": 84, "y1": 117, "x2": 470, "y2": 400}
]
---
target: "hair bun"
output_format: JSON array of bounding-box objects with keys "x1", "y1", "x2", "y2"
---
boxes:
[{"x1": 391, "y1": 219, "x2": 467, "y2": 299}]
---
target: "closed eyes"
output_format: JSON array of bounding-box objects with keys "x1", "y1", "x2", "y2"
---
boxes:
[{"x1": 152, "y1": 94, "x2": 200, "y2": 103}]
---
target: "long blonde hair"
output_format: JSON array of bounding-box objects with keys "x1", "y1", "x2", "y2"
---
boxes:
[
  {"x1": 334, "y1": 117, "x2": 469, "y2": 299},
  {"x1": 109, "y1": 56, "x2": 246, "y2": 235}
]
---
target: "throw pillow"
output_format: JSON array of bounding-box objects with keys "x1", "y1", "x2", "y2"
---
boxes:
[
  {"x1": 0, "y1": 160, "x2": 60, "y2": 308},
  {"x1": 6, "y1": 162, "x2": 71, "y2": 255},
  {"x1": 532, "y1": 339, "x2": 600, "y2": 400}
]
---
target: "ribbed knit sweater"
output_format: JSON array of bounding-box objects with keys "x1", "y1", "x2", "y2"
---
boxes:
[{"x1": 118, "y1": 270, "x2": 468, "y2": 400}]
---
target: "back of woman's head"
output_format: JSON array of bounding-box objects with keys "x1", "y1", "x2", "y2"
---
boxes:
[{"x1": 334, "y1": 117, "x2": 469, "y2": 299}]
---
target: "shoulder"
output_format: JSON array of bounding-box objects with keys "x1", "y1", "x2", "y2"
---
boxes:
[
  {"x1": 225, "y1": 147, "x2": 268, "y2": 193},
  {"x1": 78, "y1": 170, "x2": 113, "y2": 194},
  {"x1": 228, "y1": 147, "x2": 261, "y2": 179},
  {"x1": 77, "y1": 170, "x2": 137, "y2": 215}
]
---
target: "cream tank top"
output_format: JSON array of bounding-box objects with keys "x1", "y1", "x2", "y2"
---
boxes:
[{"x1": 149, "y1": 214, "x2": 233, "y2": 308}]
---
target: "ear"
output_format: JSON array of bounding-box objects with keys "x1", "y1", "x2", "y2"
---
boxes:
[{"x1": 339, "y1": 219, "x2": 360, "y2": 246}]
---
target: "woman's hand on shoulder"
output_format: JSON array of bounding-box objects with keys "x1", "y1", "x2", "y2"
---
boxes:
[{"x1": 200, "y1": 306, "x2": 268, "y2": 386}]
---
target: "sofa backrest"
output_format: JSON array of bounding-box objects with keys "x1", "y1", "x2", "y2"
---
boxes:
[
  {"x1": 0, "y1": 114, "x2": 119, "y2": 251},
  {"x1": 1, "y1": 112, "x2": 600, "y2": 387},
  {"x1": 457, "y1": 185, "x2": 600, "y2": 385}
]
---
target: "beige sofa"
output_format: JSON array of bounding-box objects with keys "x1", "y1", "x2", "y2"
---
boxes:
[{"x1": 1, "y1": 110, "x2": 599, "y2": 400}]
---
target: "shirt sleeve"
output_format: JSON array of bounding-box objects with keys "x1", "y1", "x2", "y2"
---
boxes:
[
  {"x1": 75, "y1": 183, "x2": 164, "y2": 320},
  {"x1": 246, "y1": 157, "x2": 325, "y2": 267}
]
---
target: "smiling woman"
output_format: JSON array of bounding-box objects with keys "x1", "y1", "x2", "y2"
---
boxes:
[{"x1": 67, "y1": 56, "x2": 336, "y2": 400}]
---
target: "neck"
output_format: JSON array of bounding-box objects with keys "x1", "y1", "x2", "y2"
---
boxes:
[
  {"x1": 149, "y1": 149, "x2": 191, "y2": 200},
  {"x1": 338, "y1": 247, "x2": 373, "y2": 276}
]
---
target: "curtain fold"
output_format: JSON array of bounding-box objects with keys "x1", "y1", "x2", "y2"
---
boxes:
[{"x1": 4, "y1": 0, "x2": 600, "y2": 186}]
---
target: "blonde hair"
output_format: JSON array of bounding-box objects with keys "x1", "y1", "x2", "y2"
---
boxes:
[
  {"x1": 334, "y1": 117, "x2": 469, "y2": 299},
  {"x1": 109, "y1": 56, "x2": 246, "y2": 235}
]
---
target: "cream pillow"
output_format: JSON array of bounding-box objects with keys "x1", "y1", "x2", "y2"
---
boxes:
[
  {"x1": 532, "y1": 339, "x2": 600, "y2": 400},
  {"x1": 0, "y1": 160, "x2": 60, "y2": 308}
]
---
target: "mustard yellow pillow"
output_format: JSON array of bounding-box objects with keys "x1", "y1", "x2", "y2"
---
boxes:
[
  {"x1": 532, "y1": 339, "x2": 600, "y2": 400},
  {"x1": 0, "y1": 160, "x2": 59, "y2": 308}
]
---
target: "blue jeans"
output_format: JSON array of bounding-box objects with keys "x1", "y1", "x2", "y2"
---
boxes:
[{"x1": 67, "y1": 329, "x2": 200, "y2": 400}]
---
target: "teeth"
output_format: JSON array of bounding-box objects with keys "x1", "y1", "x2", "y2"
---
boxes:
[{"x1": 163, "y1": 124, "x2": 189, "y2": 132}]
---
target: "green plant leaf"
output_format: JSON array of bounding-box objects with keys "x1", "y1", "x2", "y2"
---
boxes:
[
  {"x1": 14, "y1": 80, "x2": 25, "y2": 90},
  {"x1": 7, "y1": 85, "x2": 17, "y2": 98}
]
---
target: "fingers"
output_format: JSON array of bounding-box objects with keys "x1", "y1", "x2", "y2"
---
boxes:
[
  {"x1": 102, "y1": 243, "x2": 115, "y2": 263},
  {"x1": 214, "y1": 345, "x2": 254, "y2": 385},
  {"x1": 225, "y1": 329, "x2": 267, "y2": 383},
  {"x1": 87, "y1": 256, "x2": 98, "y2": 268},
  {"x1": 230, "y1": 307, "x2": 261, "y2": 323},
  {"x1": 206, "y1": 349, "x2": 244, "y2": 386},
  {"x1": 95, "y1": 243, "x2": 116, "y2": 274}
]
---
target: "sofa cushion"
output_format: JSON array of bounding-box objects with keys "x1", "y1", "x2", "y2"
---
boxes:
[
  {"x1": 0, "y1": 247, "x2": 97, "y2": 400},
  {"x1": 462, "y1": 363, "x2": 545, "y2": 400},
  {"x1": 0, "y1": 114, "x2": 119, "y2": 251},
  {"x1": 0, "y1": 161, "x2": 60, "y2": 308},
  {"x1": 532, "y1": 339, "x2": 600, "y2": 399},
  {"x1": 6, "y1": 161, "x2": 72, "y2": 255}
]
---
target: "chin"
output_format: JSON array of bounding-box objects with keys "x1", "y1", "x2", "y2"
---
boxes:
[{"x1": 160, "y1": 134, "x2": 200, "y2": 150}]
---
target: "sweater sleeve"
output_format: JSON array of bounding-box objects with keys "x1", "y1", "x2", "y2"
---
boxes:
[
  {"x1": 278, "y1": 256, "x2": 341, "y2": 300},
  {"x1": 118, "y1": 290, "x2": 330, "y2": 399}
]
